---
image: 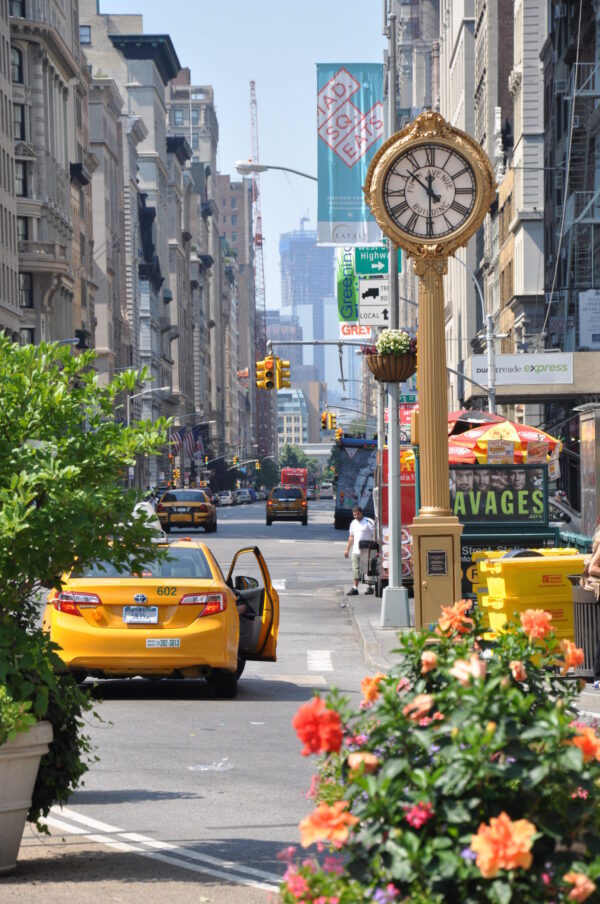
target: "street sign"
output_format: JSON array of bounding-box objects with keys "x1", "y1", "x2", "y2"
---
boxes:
[
  {"x1": 339, "y1": 322, "x2": 372, "y2": 339},
  {"x1": 358, "y1": 278, "x2": 391, "y2": 325},
  {"x1": 399, "y1": 394, "x2": 417, "y2": 403},
  {"x1": 354, "y1": 245, "x2": 402, "y2": 276}
]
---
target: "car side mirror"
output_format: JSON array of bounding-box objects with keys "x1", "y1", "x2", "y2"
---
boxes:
[{"x1": 234, "y1": 575, "x2": 259, "y2": 591}]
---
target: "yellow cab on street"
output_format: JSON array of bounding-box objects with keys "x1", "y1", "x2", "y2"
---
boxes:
[
  {"x1": 156, "y1": 488, "x2": 217, "y2": 533},
  {"x1": 266, "y1": 485, "x2": 308, "y2": 526},
  {"x1": 43, "y1": 539, "x2": 279, "y2": 698}
]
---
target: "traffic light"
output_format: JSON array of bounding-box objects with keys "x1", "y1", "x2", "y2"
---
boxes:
[
  {"x1": 233, "y1": 455, "x2": 239, "y2": 466},
  {"x1": 335, "y1": 427, "x2": 343, "y2": 441},
  {"x1": 276, "y1": 358, "x2": 291, "y2": 389},
  {"x1": 255, "y1": 461, "x2": 261, "y2": 470},
  {"x1": 263, "y1": 357, "x2": 276, "y2": 390},
  {"x1": 204, "y1": 455, "x2": 209, "y2": 465},
  {"x1": 329, "y1": 413, "x2": 337, "y2": 430},
  {"x1": 173, "y1": 467, "x2": 180, "y2": 481},
  {"x1": 255, "y1": 359, "x2": 266, "y2": 389},
  {"x1": 321, "y1": 412, "x2": 327, "y2": 430}
]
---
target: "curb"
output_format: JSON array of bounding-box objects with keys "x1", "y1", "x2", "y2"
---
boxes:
[{"x1": 345, "y1": 596, "x2": 390, "y2": 671}]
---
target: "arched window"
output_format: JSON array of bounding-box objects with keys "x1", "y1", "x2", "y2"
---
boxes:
[{"x1": 11, "y1": 46, "x2": 22, "y2": 83}]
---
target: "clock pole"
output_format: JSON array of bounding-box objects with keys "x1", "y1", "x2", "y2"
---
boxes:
[{"x1": 363, "y1": 110, "x2": 496, "y2": 629}]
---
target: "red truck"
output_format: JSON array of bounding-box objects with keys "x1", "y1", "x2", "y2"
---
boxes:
[{"x1": 280, "y1": 467, "x2": 308, "y2": 494}]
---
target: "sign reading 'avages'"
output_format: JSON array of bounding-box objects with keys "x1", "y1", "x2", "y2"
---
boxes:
[{"x1": 450, "y1": 465, "x2": 548, "y2": 526}]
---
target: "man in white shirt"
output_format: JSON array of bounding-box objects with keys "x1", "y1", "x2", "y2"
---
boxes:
[{"x1": 344, "y1": 506, "x2": 374, "y2": 595}]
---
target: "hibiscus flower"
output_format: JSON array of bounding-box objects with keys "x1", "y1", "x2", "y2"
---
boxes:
[
  {"x1": 470, "y1": 811, "x2": 536, "y2": 878},
  {"x1": 292, "y1": 697, "x2": 343, "y2": 756},
  {"x1": 299, "y1": 801, "x2": 359, "y2": 848}
]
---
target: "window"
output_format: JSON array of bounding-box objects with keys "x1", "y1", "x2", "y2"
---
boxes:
[
  {"x1": 231, "y1": 232, "x2": 237, "y2": 242},
  {"x1": 231, "y1": 198, "x2": 237, "y2": 209},
  {"x1": 20, "y1": 327, "x2": 34, "y2": 345},
  {"x1": 13, "y1": 102, "x2": 24, "y2": 140},
  {"x1": 192, "y1": 133, "x2": 199, "y2": 149},
  {"x1": 11, "y1": 46, "x2": 22, "y2": 83},
  {"x1": 173, "y1": 108, "x2": 184, "y2": 126},
  {"x1": 79, "y1": 25, "x2": 91, "y2": 44},
  {"x1": 191, "y1": 90, "x2": 204, "y2": 101},
  {"x1": 191, "y1": 108, "x2": 199, "y2": 126},
  {"x1": 10, "y1": 0, "x2": 24, "y2": 16},
  {"x1": 15, "y1": 160, "x2": 27, "y2": 196},
  {"x1": 16, "y1": 216, "x2": 27, "y2": 241},
  {"x1": 19, "y1": 272, "x2": 32, "y2": 308}
]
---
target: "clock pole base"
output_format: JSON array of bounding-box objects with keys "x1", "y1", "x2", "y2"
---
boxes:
[{"x1": 411, "y1": 515, "x2": 463, "y2": 630}]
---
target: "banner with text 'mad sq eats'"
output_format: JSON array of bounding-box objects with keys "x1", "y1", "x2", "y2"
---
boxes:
[{"x1": 317, "y1": 63, "x2": 384, "y2": 244}]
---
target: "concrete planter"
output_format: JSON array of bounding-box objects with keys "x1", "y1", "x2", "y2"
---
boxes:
[{"x1": 0, "y1": 720, "x2": 53, "y2": 875}]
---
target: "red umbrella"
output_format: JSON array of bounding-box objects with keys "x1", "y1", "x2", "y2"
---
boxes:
[
  {"x1": 451, "y1": 419, "x2": 561, "y2": 464},
  {"x1": 447, "y1": 409, "x2": 506, "y2": 436}
]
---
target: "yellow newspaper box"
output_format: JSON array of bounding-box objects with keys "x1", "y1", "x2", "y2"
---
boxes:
[{"x1": 479, "y1": 554, "x2": 586, "y2": 601}]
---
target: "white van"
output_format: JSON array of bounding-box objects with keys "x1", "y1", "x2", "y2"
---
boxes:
[{"x1": 320, "y1": 481, "x2": 334, "y2": 499}]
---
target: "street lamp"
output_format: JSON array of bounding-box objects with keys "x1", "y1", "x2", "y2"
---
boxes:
[
  {"x1": 126, "y1": 385, "x2": 169, "y2": 427},
  {"x1": 234, "y1": 160, "x2": 318, "y2": 182}
]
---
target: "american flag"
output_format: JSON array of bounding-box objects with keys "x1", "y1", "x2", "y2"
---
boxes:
[
  {"x1": 170, "y1": 427, "x2": 186, "y2": 454},
  {"x1": 184, "y1": 429, "x2": 195, "y2": 459},
  {"x1": 192, "y1": 425, "x2": 205, "y2": 457}
]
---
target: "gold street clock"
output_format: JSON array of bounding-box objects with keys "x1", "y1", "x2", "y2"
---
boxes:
[{"x1": 364, "y1": 111, "x2": 496, "y2": 261}]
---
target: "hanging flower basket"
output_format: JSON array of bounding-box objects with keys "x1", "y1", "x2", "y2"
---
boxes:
[{"x1": 365, "y1": 352, "x2": 417, "y2": 383}]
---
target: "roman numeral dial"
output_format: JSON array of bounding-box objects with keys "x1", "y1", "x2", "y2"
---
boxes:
[{"x1": 382, "y1": 143, "x2": 476, "y2": 240}]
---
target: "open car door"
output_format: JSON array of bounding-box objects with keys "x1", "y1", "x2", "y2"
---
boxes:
[{"x1": 226, "y1": 546, "x2": 279, "y2": 661}]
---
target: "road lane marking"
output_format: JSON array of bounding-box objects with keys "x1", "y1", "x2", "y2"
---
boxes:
[
  {"x1": 307, "y1": 650, "x2": 333, "y2": 672},
  {"x1": 46, "y1": 808, "x2": 280, "y2": 890},
  {"x1": 244, "y1": 673, "x2": 328, "y2": 687},
  {"x1": 272, "y1": 579, "x2": 286, "y2": 590}
]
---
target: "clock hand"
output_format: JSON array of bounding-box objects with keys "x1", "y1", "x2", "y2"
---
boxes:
[{"x1": 426, "y1": 172, "x2": 441, "y2": 204}]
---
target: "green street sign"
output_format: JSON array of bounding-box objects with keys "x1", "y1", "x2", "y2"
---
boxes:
[
  {"x1": 399, "y1": 394, "x2": 417, "y2": 404},
  {"x1": 354, "y1": 245, "x2": 402, "y2": 276}
]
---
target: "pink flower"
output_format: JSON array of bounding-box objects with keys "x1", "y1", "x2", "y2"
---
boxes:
[
  {"x1": 403, "y1": 693, "x2": 434, "y2": 721},
  {"x1": 572, "y1": 787, "x2": 589, "y2": 800},
  {"x1": 563, "y1": 872, "x2": 596, "y2": 901},
  {"x1": 277, "y1": 845, "x2": 297, "y2": 862},
  {"x1": 449, "y1": 652, "x2": 487, "y2": 687},
  {"x1": 396, "y1": 676, "x2": 412, "y2": 695},
  {"x1": 404, "y1": 801, "x2": 434, "y2": 829},
  {"x1": 421, "y1": 650, "x2": 438, "y2": 674},
  {"x1": 323, "y1": 855, "x2": 345, "y2": 875},
  {"x1": 285, "y1": 873, "x2": 309, "y2": 897},
  {"x1": 509, "y1": 660, "x2": 527, "y2": 682}
]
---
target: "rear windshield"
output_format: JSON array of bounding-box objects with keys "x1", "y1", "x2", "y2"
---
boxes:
[
  {"x1": 71, "y1": 547, "x2": 212, "y2": 580},
  {"x1": 271, "y1": 487, "x2": 302, "y2": 500},
  {"x1": 161, "y1": 491, "x2": 208, "y2": 503}
]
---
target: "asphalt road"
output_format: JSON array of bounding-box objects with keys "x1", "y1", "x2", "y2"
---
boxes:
[{"x1": 6, "y1": 500, "x2": 363, "y2": 901}]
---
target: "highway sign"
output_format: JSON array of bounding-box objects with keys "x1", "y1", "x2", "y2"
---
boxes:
[
  {"x1": 358, "y1": 278, "x2": 391, "y2": 325},
  {"x1": 354, "y1": 245, "x2": 402, "y2": 276}
]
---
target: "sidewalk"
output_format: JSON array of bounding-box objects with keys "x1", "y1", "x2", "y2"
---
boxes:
[{"x1": 344, "y1": 589, "x2": 413, "y2": 671}]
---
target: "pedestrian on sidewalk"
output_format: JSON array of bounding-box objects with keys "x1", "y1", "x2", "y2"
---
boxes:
[
  {"x1": 581, "y1": 522, "x2": 600, "y2": 688},
  {"x1": 344, "y1": 506, "x2": 374, "y2": 596}
]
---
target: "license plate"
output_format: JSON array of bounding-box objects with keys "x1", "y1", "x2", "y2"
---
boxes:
[
  {"x1": 146, "y1": 638, "x2": 180, "y2": 648},
  {"x1": 123, "y1": 606, "x2": 158, "y2": 624},
  {"x1": 174, "y1": 507, "x2": 188, "y2": 513}
]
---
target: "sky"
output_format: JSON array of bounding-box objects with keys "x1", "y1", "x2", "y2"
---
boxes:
[{"x1": 100, "y1": 0, "x2": 385, "y2": 309}]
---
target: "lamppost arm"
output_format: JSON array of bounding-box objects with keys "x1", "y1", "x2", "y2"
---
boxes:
[{"x1": 234, "y1": 161, "x2": 317, "y2": 182}]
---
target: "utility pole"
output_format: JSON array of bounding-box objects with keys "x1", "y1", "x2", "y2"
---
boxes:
[{"x1": 381, "y1": 7, "x2": 411, "y2": 628}]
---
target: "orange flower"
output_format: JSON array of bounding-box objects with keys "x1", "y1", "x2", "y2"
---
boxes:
[
  {"x1": 470, "y1": 811, "x2": 536, "y2": 878},
  {"x1": 563, "y1": 872, "x2": 597, "y2": 902},
  {"x1": 421, "y1": 650, "x2": 438, "y2": 674},
  {"x1": 361, "y1": 672, "x2": 386, "y2": 704},
  {"x1": 292, "y1": 697, "x2": 343, "y2": 756},
  {"x1": 299, "y1": 801, "x2": 359, "y2": 848},
  {"x1": 509, "y1": 660, "x2": 527, "y2": 682},
  {"x1": 571, "y1": 726, "x2": 600, "y2": 763},
  {"x1": 449, "y1": 652, "x2": 487, "y2": 687},
  {"x1": 520, "y1": 609, "x2": 553, "y2": 640},
  {"x1": 402, "y1": 693, "x2": 434, "y2": 721},
  {"x1": 437, "y1": 599, "x2": 474, "y2": 635},
  {"x1": 347, "y1": 752, "x2": 380, "y2": 776},
  {"x1": 560, "y1": 639, "x2": 585, "y2": 675}
]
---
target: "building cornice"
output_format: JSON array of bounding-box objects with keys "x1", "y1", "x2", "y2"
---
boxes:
[
  {"x1": 11, "y1": 20, "x2": 79, "y2": 81},
  {"x1": 109, "y1": 34, "x2": 181, "y2": 86}
]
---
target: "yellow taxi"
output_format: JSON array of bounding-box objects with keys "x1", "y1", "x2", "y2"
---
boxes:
[
  {"x1": 43, "y1": 539, "x2": 279, "y2": 698},
  {"x1": 156, "y1": 489, "x2": 217, "y2": 533},
  {"x1": 266, "y1": 486, "x2": 308, "y2": 526}
]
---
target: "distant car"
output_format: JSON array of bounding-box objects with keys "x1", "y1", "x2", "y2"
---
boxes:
[
  {"x1": 156, "y1": 489, "x2": 217, "y2": 533},
  {"x1": 217, "y1": 490, "x2": 234, "y2": 506},
  {"x1": 235, "y1": 488, "x2": 252, "y2": 505},
  {"x1": 266, "y1": 486, "x2": 308, "y2": 526},
  {"x1": 319, "y1": 482, "x2": 334, "y2": 499},
  {"x1": 549, "y1": 494, "x2": 583, "y2": 534},
  {"x1": 42, "y1": 538, "x2": 280, "y2": 698},
  {"x1": 306, "y1": 486, "x2": 316, "y2": 500},
  {"x1": 247, "y1": 488, "x2": 257, "y2": 502}
]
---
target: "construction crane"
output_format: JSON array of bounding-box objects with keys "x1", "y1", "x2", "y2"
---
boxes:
[{"x1": 249, "y1": 80, "x2": 266, "y2": 355}]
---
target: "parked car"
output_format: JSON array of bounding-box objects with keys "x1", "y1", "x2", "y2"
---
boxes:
[
  {"x1": 156, "y1": 489, "x2": 217, "y2": 533},
  {"x1": 42, "y1": 539, "x2": 280, "y2": 698},
  {"x1": 217, "y1": 490, "x2": 234, "y2": 506},
  {"x1": 235, "y1": 488, "x2": 252, "y2": 505},
  {"x1": 247, "y1": 488, "x2": 257, "y2": 502},
  {"x1": 319, "y1": 481, "x2": 334, "y2": 499},
  {"x1": 306, "y1": 486, "x2": 317, "y2": 500},
  {"x1": 266, "y1": 486, "x2": 308, "y2": 526}
]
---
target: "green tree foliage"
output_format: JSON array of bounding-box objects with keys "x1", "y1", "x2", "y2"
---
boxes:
[
  {"x1": 256, "y1": 457, "x2": 279, "y2": 490},
  {"x1": 279, "y1": 444, "x2": 319, "y2": 481},
  {"x1": 0, "y1": 337, "x2": 170, "y2": 824}
]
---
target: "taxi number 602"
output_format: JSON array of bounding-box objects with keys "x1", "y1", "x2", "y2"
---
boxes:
[{"x1": 156, "y1": 586, "x2": 177, "y2": 596}]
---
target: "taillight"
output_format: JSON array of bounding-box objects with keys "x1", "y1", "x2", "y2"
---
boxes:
[
  {"x1": 302, "y1": 500, "x2": 307, "y2": 507},
  {"x1": 197, "y1": 504, "x2": 208, "y2": 513},
  {"x1": 179, "y1": 592, "x2": 227, "y2": 617},
  {"x1": 156, "y1": 503, "x2": 165, "y2": 513},
  {"x1": 53, "y1": 591, "x2": 101, "y2": 617},
  {"x1": 267, "y1": 500, "x2": 272, "y2": 507}
]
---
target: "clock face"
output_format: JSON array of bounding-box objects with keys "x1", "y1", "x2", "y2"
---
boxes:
[{"x1": 382, "y1": 144, "x2": 476, "y2": 240}]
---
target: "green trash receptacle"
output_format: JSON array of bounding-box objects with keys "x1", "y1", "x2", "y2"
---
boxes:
[{"x1": 572, "y1": 582, "x2": 600, "y2": 677}]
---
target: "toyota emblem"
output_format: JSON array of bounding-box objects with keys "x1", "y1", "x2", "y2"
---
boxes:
[{"x1": 133, "y1": 593, "x2": 148, "y2": 604}]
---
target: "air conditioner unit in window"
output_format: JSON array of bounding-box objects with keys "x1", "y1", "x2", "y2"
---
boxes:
[{"x1": 554, "y1": 79, "x2": 567, "y2": 95}]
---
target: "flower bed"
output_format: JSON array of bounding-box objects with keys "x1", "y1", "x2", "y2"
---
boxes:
[{"x1": 279, "y1": 601, "x2": 600, "y2": 903}]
